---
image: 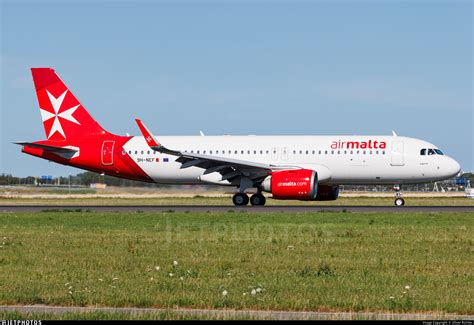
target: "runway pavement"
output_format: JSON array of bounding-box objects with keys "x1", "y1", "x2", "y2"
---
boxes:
[
  {"x1": 1, "y1": 205, "x2": 474, "y2": 213},
  {"x1": 0, "y1": 305, "x2": 472, "y2": 320}
]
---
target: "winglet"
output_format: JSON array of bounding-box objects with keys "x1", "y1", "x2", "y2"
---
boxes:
[{"x1": 135, "y1": 119, "x2": 160, "y2": 148}]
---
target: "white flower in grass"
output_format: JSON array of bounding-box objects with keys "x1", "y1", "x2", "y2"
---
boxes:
[
  {"x1": 98, "y1": 279, "x2": 103, "y2": 282},
  {"x1": 251, "y1": 289, "x2": 257, "y2": 295},
  {"x1": 389, "y1": 296, "x2": 395, "y2": 299},
  {"x1": 169, "y1": 273, "x2": 174, "y2": 277},
  {"x1": 112, "y1": 277, "x2": 119, "y2": 281},
  {"x1": 155, "y1": 266, "x2": 160, "y2": 271},
  {"x1": 405, "y1": 285, "x2": 410, "y2": 290},
  {"x1": 180, "y1": 277, "x2": 184, "y2": 281},
  {"x1": 173, "y1": 261, "x2": 178, "y2": 266},
  {"x1": 222, "y1": 290, "x2": 228, "y2": 297},
  {"x1": 243, "y1": 293, "x2": 247, "y2": 296},
  {"x1": 256, "y1": 288, "x2": 262, "y2": 293},
  {"x1": 150, "y1": 277, "x2": 154, "y2": 281},
  {"x1": 68, "y1": 291, "x2": 73, "y2": 295}
]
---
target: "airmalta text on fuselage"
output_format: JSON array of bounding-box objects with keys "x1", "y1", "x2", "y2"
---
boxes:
[{"x1": 330, "y1": 140, "x2": 387, "y2": 150}]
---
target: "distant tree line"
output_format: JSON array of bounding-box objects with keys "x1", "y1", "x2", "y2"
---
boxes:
[{"x1": 0, "y1": 172, "x2": 162, "y2": 187}]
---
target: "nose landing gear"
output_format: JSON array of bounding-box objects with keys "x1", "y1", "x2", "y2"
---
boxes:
[{"x1": 394, "y1": 185, "x2": 405, "y2": 206}]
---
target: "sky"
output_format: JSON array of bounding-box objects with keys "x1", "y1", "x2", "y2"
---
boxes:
[{"x1": 0, "y1": 0, "x2": 472, "y2": 177}]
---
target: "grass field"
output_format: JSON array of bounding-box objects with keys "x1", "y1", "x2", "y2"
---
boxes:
[
  {"x1": 1, "y1": 210, "x2": 472, "y2": 317},
  {"x1": 1, "y1": 196, "x2": 474, "y2": 206}
]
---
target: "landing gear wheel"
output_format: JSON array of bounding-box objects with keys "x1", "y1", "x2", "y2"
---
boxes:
[
  {"x1": 232, "y1": 193, "x2": 249, "y2": 206},
  {"x1": 394, "y1": 198, "x2": 405, "y2": 206},
  {"x1": 250, "y1": 193, "x2": 266, "y2": 206}
]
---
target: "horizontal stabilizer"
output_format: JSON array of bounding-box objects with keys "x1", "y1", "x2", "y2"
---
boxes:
[{"x1": 14, "y1": 142, "x2": 78, "y2": 154}]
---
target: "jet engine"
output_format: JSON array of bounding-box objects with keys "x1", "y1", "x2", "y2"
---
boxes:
[{"x1": 261, "y1": 169, "x2": 318, "y2": 200}]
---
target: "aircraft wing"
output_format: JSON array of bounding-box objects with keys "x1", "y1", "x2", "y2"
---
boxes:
[
  {"x1": 14, "y1": 142, "x2": 78, "y2": 154},
  {"x1": 135, "y1": 119, "x2": 297, "y2": 185}
]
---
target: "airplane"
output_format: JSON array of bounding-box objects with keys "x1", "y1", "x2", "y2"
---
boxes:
[{"x1": 16, "y1": 68, "x2": 461, "y2": 206}]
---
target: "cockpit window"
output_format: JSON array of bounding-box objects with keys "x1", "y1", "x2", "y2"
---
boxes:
[{"x1": 421, "y1": 148, "x2": 444, "y2": 156}]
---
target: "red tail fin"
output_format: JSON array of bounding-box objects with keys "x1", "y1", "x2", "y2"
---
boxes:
[{"x1": 31, "y1": 68, "x2": 107, "y2": 141}]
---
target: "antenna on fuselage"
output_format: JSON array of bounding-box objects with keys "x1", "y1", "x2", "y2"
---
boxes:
[
  {"x1": 392, "y1": 130, "x2": 398, "y2": 136},
  {"x1": 199, "y1": 131, "x2": 205, "y2": 136}
]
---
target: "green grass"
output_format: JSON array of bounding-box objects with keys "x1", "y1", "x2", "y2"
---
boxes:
[
  {"x1": 1, "y1": 196, "x2": 473, "y2": 206},
  {"x1": 0, "y1": 211, "x2": 472, "y2": 314},
  {"x1": 0, "y1": 311, "x2": 263, "y2": 320}
]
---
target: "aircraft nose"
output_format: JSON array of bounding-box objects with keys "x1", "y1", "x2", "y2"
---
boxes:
[{"x1": 445, "y1": 157, "x2": 461, "y2": 177}]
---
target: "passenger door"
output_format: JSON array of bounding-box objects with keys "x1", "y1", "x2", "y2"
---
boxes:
[{"x1": 391, "y1": 141, "x2": 404, "y2": 166}]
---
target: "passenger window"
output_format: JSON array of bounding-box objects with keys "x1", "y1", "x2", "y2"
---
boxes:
[
  {"x1": 306, "y1": 150, "x2": 309, "y2": 154},
  {"x1": 337, "y1": 151, "x2": 340, "y2": 154},
  {"x1": 266, "y1": 150, "x2": 269, "y2": 154},
  {"x1": 312, "y1": 150, "x2": 315, "y2": 154},
  {"x1": 325, "y1": 150, "x2": 328, "y2": 154},
  {"x1": 318, "y1": 150, "x2": 321, "y2": 154},
  {"x1": 260, "y1": 150, "x2": 263, "y2": 154}
]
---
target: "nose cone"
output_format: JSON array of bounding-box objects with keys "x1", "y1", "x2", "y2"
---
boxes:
[{"x1": 445, "y1": 157, "x2": 461, "y2": 178}]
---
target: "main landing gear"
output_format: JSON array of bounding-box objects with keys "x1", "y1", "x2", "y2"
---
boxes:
[
  {"x1": 393, "y1": 184, "x2": 405, "y2": 206},
  {"x1": 232, "y1": 192, "x2": 266, "y2": 206}
]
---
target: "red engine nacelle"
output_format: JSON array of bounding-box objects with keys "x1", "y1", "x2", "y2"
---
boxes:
[{"x1": 262, "y1": 169, "x2": 318, "y2": 200}]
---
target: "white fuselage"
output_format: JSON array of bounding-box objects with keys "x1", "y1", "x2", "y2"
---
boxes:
[{"x1": 121, "y1": 135, "x2": 460, "y2": 186}]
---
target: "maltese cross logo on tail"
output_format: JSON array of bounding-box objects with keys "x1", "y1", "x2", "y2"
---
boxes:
[{"x1": 40, "y1": 90, "x2": 81, "y2": 139}]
